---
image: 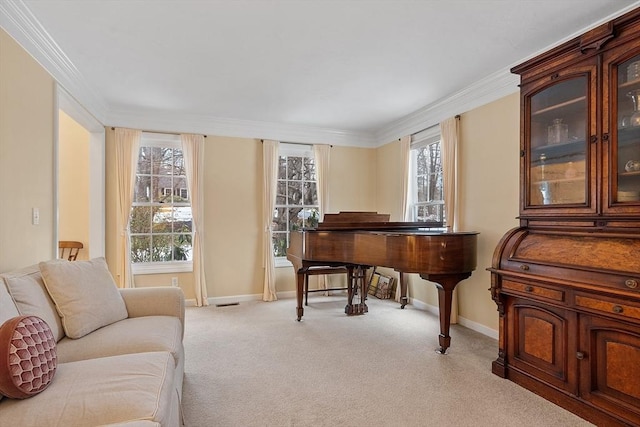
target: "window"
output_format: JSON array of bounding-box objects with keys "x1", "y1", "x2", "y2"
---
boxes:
[
  {"x1": 409, "y1": 131, "x2": 445, "y2": 224},
  {"x1": 272, "y1": 144, "x2": 318, "y2": 260},
  {"x1": 130, "y1": 133, "x2": 192, "y2": 273}
]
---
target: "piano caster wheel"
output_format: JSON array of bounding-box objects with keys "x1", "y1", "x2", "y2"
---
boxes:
[
  {"x1": 435, "y1": 347, "x2": 448, "y2": 355},
  {"x1": 400, "y1": 297, "x2": 408, "y2": 309}
]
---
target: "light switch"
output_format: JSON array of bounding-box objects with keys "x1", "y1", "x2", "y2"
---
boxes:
[{"x1": 32, "y1": 207, "x2": 40, "y2": 225}]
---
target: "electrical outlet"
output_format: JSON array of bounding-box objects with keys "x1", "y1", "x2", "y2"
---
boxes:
[
  {"x1": 32, "y1": 207, "x2": 40, "y2": 225},
  {"x1": 171, "y1": 277, "x2": 179, "y2": 287}
]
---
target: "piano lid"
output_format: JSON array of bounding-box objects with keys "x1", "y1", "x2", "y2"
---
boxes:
[{"x1": 315, "y1": 211, "x2": 444, "y2": 231}]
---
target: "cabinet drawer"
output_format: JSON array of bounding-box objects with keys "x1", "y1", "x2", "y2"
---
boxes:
[
  {"x1": 575, "y1": 294, "x2": 640, "y2": 323},
  {"x1": 502, "y1": 280, "x2": 564, "y2": 303}
]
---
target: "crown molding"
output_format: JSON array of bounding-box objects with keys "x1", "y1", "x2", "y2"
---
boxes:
[
  {"x1": 375, "y1": 69, "x2": 519, "y2": 146},
  {"x1": 0, "y1": 0, "x2": 109, "y2": 123},
  {"x1": 107, "y1": 109, "x2": 376, "y2": 147}
]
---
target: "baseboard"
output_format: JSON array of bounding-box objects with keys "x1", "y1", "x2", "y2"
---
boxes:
[
  {"x1": 185, "y1": 292, "x2": 499, "y2": 340},
  {"x1": 409, "y1": 297, "x2": 498, "y2": 340},
  {"x1": 185, "y1": 290, "x2": 298, "y2": 307},
  {"x1": 457, "y1": 315, "x2": 499, "y2": 340}
]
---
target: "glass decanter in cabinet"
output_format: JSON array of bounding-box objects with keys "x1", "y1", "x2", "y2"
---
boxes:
[{"x1": 523, "y1": 66, "x2": 596, "y2": 214}]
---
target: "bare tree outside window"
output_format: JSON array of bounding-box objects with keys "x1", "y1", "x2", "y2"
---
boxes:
[
  {"x1": 130, "y1": 145, "x2": 193, "y2": 263},
  {"x1": 413, "y1": 141, "x2": 445, "y2": 223},
  {"x1": 272, "y1": 152, "x2": 318, "y2": 257}
]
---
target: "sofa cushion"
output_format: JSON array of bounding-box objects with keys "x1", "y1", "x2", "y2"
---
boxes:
[
  {"x1": 39, "y1": 258, "x2": 128, "y2": 339},
  {"x1": 0, "y1": 316, "x2": 57, "y2": 399},
  {"x1": 100, "y1": 422, "x2": 161, "y2": 427},
  {"x1": 56, "y1": 315, "x2": 183, "y2": 366},
  {"x1": 1, "y1": 265, "x2": 65, "y2": 342},
  {"x1": 0, "y1": 351, "x2": 179, "y2": 426}
]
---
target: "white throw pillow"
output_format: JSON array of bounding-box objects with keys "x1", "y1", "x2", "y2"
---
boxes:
[
  {"x1": 39, "y1": 258, "x2": 128, "y2": 339},
  {"x1": 2, "y1": 265, "x2": 65, "y2": 342}
]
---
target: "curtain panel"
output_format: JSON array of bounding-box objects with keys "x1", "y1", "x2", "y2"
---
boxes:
[
  {"x1": 181, "y1": 134, "x2": 209, "y2": 307},
  {"x1": 440, "y1": 116, "x2": 461, "y2": 323},
  {"x1": 114, "y1": 128, "x2": 141, "y2": 288},
  {"x1": 396, "y1": 135, "x2": 411, "y2": 302},
  {"x1": 313, "y1": 144, "x2": 330, "y2": 291},
  {"x1": 262, "y1": 140, "x2": 279, "y2": 301},
  {"x1": 440, "y1": 116, "x2": 460, "y2": 232}
]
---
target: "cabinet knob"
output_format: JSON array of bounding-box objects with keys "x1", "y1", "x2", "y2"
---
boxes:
[
  {"x1": 525, "y1": 286, "x2": 534, "y2": 292},
  {"x1": 590, "y1": 135, "x2": 598, "y2": 144},
  {"x1": 602, "y1": 133, "x2": 609, "y2": 142},
  {"x1": 626, "y1": 279, "x2": 638, "y2": 289},
  {"x1": 613, "y1": 305, "x2": 624, "y2": 314},
  {"x1": 576, "y1": 351, "x2": 586, "y2": 360},
  {"x1": 519, "y1": 264, "x2": 530, "y2": 271}
]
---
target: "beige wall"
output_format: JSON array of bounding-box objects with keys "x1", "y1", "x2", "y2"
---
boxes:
[
  {"x1": 326, "y1": 145, "x2": 377, "y2": 213},
  {"x1": 456, "y1": 93, "x2": 520, "y2": 330},
  {"x1": 58, "y1": 110, "x2": 90, "y2": 260},
  {"x1": 0, "y1": 29, "x2": 55, "y2": 271}
]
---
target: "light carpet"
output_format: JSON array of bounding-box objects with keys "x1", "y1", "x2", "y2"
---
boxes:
[{"x1": 182, "y1": 296, "x2": 592, "y2": 427}]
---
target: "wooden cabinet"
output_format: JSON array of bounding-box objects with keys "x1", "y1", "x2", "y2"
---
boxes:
[{"x1": 490, "y1": 8, "x2": 640, "y2": 426}]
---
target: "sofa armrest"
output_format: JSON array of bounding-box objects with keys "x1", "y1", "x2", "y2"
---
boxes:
[{"x1": 119, "y1": 287, "x2": 185, "y2": 336}]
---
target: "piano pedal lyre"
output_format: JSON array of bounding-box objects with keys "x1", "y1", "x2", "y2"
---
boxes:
[{"x1": 345, "y1": 265, "x2": 369, "y2": 316}]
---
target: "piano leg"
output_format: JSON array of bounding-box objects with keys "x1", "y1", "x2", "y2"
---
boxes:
[
  {"x1": 420, "y1": 272, "x2": 472, "y2": 354},
  {"x1": 399, "y1": 272, "x2": 408, "y2": 309},
  {"x1": 296, "y1": 268, "x2": 306, "y2": 321}
]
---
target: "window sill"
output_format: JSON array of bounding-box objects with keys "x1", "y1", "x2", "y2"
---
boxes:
[
  {"x1": 132, "y1": 261, "x2": 193, "y2": 275},
  {"x1": 275, "y1": 258, "x2": 293, "y2": 268}
]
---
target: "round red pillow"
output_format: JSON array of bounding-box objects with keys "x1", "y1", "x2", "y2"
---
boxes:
[{"x1": 0, "y1": 315, "x2": 57, "y2": 399}]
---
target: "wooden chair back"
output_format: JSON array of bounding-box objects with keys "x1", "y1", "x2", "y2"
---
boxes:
[{"x1": 58, "y1": 241, "x2": 84, "y2": 261}]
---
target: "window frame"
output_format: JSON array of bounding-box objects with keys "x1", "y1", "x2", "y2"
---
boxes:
[
  {"x1": 409, "y1": 128, "x2": 446, "y2": 227},
  {"x1": 130, "y1": 133, "x2": 193, "y2": 275},
  {"x1": 273, "y1": 143, "x2": 318, "y2": 268}
]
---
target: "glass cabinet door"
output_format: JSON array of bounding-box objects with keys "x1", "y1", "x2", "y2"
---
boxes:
[
  {"x1": 606, "y1": 51, "x2": 640, "y2": 210},
  {"x1": 525, "y1": 73, "x2": 593, "y2": 210}
]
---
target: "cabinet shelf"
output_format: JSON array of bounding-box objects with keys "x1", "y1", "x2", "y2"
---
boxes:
[
  {"x1": 618, "y1": 127, "x2": 640, "y2": 146},
  {"x1": 533, "y1": 177, "x2": 584, "y2": 185},
  {"x1": 531, "y1": 140, "x2": 586, "y2": 165},
  {"x1": 618, "y1": 77, "x2": 640, "y2": 90},
  {"x1": 532, "y1": 96, "x2": 586, "y2": 116},
  {"x1": 620, "y1": 170, "x2": 640, "y2": 177}
]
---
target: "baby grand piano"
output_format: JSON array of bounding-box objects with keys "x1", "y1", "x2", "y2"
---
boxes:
[{"x1": 286, "y1": 212, "x2": 478, "y2": 354}]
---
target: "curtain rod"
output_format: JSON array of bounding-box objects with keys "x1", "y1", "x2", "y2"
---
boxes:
[
  {"x1": 261, "y1": 140, "x2": 333, "y2": 147},
  {"x1": 110, "y1": 127, "x2": 207, "y2": 137},
  {"x1": 404, "y1": 114, "x2": 460, "y2": 140}
]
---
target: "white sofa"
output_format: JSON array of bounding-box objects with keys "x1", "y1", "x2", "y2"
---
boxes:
[{"x1": 0, "y1": 258, "x2": 185, "y2": 426}]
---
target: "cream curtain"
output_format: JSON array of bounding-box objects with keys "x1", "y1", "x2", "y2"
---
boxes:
[
  {"x1": 114, "y1": 128, "x2": 141, "y2": 288},
  {"x1": 313, "y1": 144, "x2": 330, "y2": 220},
  {"x1": 441, "y1": 116, "x2": 460, "y2": 232},
  {"x1": 313, "y1": 144, "x2": 331, "y2": 290},
  {"x1": 440, "y1": 116, "x2": 461, "y2": 323},
  {"x1": 262, "y1": 140, "x2": 279, "y2": 301},
  {"x1": 181, "y1": 134, "x2": 209, "y2": 307},
  {"x1": 397, "y1": 135, "x2": 411, "y2": 302}
]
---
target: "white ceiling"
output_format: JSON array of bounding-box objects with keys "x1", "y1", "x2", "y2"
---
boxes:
[{"x1": 2, "y1": 0, "x2": 639, "y2": 145}]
